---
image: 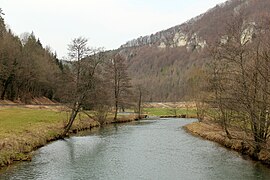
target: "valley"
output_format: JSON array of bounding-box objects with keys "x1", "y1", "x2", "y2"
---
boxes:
[{"x1": 1, "y1": 0, "x2": 270, "y2": 178}]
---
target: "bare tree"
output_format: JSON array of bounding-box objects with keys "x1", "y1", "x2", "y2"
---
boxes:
[
  {"x1": 137, "y1": 85, "x2": 143, "y2": 118},
  {"x1": 62, "y1": 37, "x2": 104, "y2": 136},
  {"x1": 184, "y1": 66, "x2": 207, "y2": 121},
  {"x1": 106, "y1": 53, "x2": 131, "y2": 121},
  {"x1": 134, "y1": 84, "x2": 147, "y2": 119}
]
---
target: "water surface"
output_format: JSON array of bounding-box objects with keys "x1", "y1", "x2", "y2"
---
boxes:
[{"x1": 1, "y1": 118, "x2": 270, "y2": 180}]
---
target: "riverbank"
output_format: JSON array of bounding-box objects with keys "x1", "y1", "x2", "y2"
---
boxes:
[
  {"x1": 185, "y1": 121, "x2": 270, "y2": 166},
  {"x1": 0, "y1": 107, "x2": 137, "y2": 169}
]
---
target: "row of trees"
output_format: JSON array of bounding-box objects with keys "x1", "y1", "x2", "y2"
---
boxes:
[
  {"x1": 199, "y1": 14, "x2": 270, "y2": 158},
  {"x1": 0, "y1": 9, "x2": 63, "y2": 102}
]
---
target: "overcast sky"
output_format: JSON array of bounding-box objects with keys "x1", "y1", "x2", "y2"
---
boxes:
[{"x1": 1, "y1": 0, "x2": 227, "y2": 58}]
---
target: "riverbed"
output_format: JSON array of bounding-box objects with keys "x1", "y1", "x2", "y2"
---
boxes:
[{"x1": 1, "y1": 118, "x2": 270, "y2": 179}]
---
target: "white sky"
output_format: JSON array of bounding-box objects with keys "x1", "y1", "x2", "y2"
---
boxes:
[{"x1": 1, "y1": 0, "x2": 227, "y2": 58}]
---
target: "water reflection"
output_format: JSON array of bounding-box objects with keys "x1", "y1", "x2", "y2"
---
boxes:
[{"x1": 63, "y1": 139, "x2": 75, "y2": 163}]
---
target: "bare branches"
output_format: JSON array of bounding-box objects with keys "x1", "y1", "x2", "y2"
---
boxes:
[
  {"x1": 207, "y1": 15, "x2": 270, "y2": 156},
  {"x1": 68, "y1": 37, "x2": 91, "y2": 61},
  {"x1": 104, "y1": 53, "x2": 132, "y2": 120},
  {"x1": 62, "y1": 37, "x2": 105, "y2": 136}
]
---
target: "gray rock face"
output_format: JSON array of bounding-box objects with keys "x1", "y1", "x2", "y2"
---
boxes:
[{"x1": 121, "y1": 24, "x2": 207, "y2": 52}]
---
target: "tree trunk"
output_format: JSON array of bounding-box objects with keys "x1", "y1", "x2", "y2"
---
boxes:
[
  {"x1": 62, "y1": 102, "x2": 80, "y2": 136},
  {"x1": 138, "y1": 90, "x2": 142, "y2": 119},
  {"x1": 114, "y1": 100, "x2": 118, "y2": 121},
  {"x1": 221, "y1": 109, "x2": 232, "y2": 139},
  {"x1": 1, "y1": 86, "x2": 7, "y2": 100},
  {"x1": 1, "y1": 80, "x2": 10, "y2": 100}
]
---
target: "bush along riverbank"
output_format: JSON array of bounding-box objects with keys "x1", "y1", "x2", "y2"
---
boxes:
[
  {"x1": 0, "y1": 107, "x2": 138, "y2": 169},
  {"x1": 185, "y1": 122, "x2": 270, "y2": 166}
]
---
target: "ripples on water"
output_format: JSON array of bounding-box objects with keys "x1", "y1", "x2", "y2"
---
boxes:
[{"x1": 1, "y1": 119, "x2": 270, "y2": 180}]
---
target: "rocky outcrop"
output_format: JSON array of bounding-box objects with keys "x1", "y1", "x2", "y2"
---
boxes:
[
  {"x1": 172, "y1": 32, "x2": 187, "y2": 47},
  {"x1": 121, "y1": 26, "x2": 207, "y2": 52}
]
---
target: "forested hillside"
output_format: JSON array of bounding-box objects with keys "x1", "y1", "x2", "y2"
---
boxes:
[
  {"x1": 119, "y1": 0, "x2": 270, "y2": 101},
  {"x1": 0, "y1": 9, "x2": 64, "y2": 102}
]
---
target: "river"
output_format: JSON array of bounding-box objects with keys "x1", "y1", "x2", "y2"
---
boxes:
[{"x1": 1, "y1": 118, "x2": 270, "y2": 180}]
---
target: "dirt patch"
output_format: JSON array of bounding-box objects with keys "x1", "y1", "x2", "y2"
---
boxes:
[
  {"x1": 29, "y1": 97, "x2": 57, "y2": 105},
  {"x1": 0, "y1": 97, "x2": 56, "y2": 105},
  {"x1": 0, "y1": 100, "x2": 17, "y2": 105}
]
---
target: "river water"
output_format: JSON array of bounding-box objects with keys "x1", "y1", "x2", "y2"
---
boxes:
[{"x1": 1, "y1": 118, "x2": 270, "y2": 180}]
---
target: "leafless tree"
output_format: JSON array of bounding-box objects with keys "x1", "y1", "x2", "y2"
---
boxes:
[
  {"x1": 63, "y1": 37, "x2": 104, "y2": 136},
  {"x1": 105, "y1": 53, "x2": 132, "y2": 121},
  {"x1": 134, "y1": 84, "x2": 147, "y2": 119}
]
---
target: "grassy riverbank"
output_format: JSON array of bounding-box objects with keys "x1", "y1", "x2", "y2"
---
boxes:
[
  {"x1": 185, "y1": 121, "x2": 270, "y2": 165},
  {"x1": 0, "y1": 106, "x2": 136, "y2": 168}
]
